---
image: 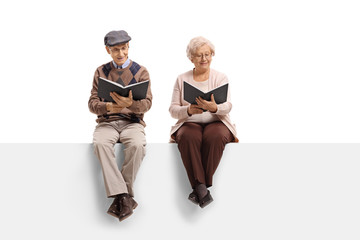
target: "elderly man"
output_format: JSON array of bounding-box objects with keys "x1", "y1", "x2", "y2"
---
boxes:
[{"x1": 88, "y1": 30, "x2": 152, "y2": 221}]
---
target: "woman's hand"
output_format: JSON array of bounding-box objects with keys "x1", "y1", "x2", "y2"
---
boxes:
[
  {"x1": 187, "y1": 104, "x2": 203, "y2": 116},
  {"x1": 196, "y1": 94, "x2": 217, "y2": 113}
]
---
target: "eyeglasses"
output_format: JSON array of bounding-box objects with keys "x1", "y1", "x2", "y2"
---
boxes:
[
  {"x1": 109, "y1": 45, "x2": 129, "y2": 54},
  {"x1": 193, "y1": 52, "x2": 213, "y2": 60}
]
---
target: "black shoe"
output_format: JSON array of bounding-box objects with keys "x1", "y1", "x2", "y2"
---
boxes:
[
  {"x1": 118, "y1": 194, "x2": 138, "y2": 221},
  {"x1": 107, "y1": 196, "x2": 121, "y2": 218},
  {"x1": 199, "y1": 190, "x2": 213, "y2": 208},
  {"x1": 188, "y1": 190, "x2": 199, "y2": 205}
]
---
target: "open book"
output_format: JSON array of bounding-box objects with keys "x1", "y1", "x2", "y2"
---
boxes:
[
  {"x1": 98, "y1": 77, "x2": 149, "y2": 102},
  {"x1": 184, "y1": 81, "x2": 228, "y2": 104}
]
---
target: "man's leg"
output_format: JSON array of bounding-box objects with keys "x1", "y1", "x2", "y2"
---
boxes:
[
  {"x1": 119, "y1": 123, "x2": 146, "y2": 197},
  {"x1": 93, "y1": 122, "x2": 128, "y2": 197}
]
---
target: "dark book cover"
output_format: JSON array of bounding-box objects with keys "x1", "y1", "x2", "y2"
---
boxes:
[
  {"x1": 98, "y1": 77, "x2": 149, "y2": 102},
  {"x1": 183, "y1": 81, "x2": 228, "y2": 104}
]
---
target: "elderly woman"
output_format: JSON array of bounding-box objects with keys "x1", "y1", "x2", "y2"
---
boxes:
[{"x1": 169, "y1": 36, "x2": 238, "y2": 208}]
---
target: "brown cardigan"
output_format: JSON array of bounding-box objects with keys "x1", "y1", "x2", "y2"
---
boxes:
[{"x1": 88, "y1": 60, "x2": 152, "y2": 126}]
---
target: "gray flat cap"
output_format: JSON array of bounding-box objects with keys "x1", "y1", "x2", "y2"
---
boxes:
[{"x1": 104, "y1": 30, "x2": 131, "y2": 46}]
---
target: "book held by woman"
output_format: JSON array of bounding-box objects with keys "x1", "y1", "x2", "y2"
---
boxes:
[{"x1": 183, "y1": 81, "x2": 228, "y2": 104}]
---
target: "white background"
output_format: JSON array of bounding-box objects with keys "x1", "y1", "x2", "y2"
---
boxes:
[
  {"x1": 1, "y1": 1, "x2": 360, "y2": 239},
  {"x1": 0, "y1": 0, "x2": 359, "y2": 143}
]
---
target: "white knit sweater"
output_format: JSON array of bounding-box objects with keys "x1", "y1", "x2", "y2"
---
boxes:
[{"x1": 169, "y1": 69, "x2": 238, "y2": 142}]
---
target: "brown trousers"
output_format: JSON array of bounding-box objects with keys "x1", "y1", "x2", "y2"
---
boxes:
[{"x1": 174, "y1": 121, "x2": 233, "y2": 188}]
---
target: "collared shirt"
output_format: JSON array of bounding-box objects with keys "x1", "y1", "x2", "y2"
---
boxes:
[{"x1": 112, "y1": 58, "x2": 131, "y2": 69}]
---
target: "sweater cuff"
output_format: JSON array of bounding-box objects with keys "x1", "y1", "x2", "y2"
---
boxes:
[
  {"x1": 180, "y1": 106, "x2": 190, "y2": 119},
  {"x1": 99, "y1": 102, "x2": 108, "y2": 115},
  {"x1": 215, "y1": 103, "x2": 228, "y2": 115}
]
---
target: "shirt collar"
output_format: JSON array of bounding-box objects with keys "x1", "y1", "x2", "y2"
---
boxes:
[{"x1": 112, "y1": 58, "x2": 131, "y2": 69}]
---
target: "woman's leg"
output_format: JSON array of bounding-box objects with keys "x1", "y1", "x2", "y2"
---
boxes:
[
  {"x1": 202, "y1": 122, "x2": 234, "y2": 187},
  {"x1": 175, "y1": 122, "x2": 205, "y2": 188}
]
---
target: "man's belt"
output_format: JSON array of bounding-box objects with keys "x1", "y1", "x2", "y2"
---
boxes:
[{"x1": 97, "y1": 113, "x2": 140, "y2": 123}]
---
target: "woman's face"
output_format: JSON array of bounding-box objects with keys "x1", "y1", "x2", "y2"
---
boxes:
[{"x1": 191, "y1": 44, "x2": 212, "y2": 72}]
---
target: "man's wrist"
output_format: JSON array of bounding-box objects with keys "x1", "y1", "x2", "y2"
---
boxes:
[{"x1": 106, "y1": 102, "x2": 112, "y2": 112}]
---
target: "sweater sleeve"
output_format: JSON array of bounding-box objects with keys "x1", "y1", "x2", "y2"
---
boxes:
[
  {"x1": 127, "y1": 67, "x2": 153, "y2": 114},
  {"x1": 215, "y1": 74, "x2": 232, "y2": 116},
  {"x1": 169, "y1": 77, "x2": 189, "y2": 120},
  {"x1": 88, "y1": 69, "x2": 107, "y2": 116}
]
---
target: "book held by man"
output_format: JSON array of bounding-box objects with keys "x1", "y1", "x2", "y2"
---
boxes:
[
  {"x1": 97, "y1": 77, "x2": 149, "y2": 102},
  {"x1": 183, "y1": 81, "x2": 228, "y2": 104}
]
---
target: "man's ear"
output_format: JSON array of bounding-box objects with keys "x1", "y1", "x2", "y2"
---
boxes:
[{"x1": 106, "y1": 46, "x2": 111, "y2": 54}]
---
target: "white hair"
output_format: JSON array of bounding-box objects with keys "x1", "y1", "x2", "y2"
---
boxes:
[{"x1": 186, "y1": 36, "x2": 215, "y2": 60}]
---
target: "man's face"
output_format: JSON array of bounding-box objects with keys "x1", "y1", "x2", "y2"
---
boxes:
[{"x1": 106, "y1": 43, "x2": 129, "y2": 66}]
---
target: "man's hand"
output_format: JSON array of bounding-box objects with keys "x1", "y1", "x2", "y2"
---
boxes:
[
  {"x1": 106, "y1": 102, "x2": 123, "y2": 114},
  {"x1": 110, "y1": 90, "x2": 133, "y2": 108},
  {"x1": 187, "y1": 104, "x2": 204, "y2": 116},
  {"x1": 195, "y1": 94, "x2": 218, "y2": 113}
]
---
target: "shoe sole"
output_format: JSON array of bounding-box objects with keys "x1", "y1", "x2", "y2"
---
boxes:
[
  {"x1": 188, "y1": 196, "x2": 199, "y2": 205},
  {"x1": 107, "y1": 211, "x2": 119, "y2": 218},
  {"x1": 119, "y1": 212, "x2": 133, "y2": 222},
  {"x1": 132, "y1": 202, "x2": 138, "y2": 210},
  {"x1": 199, "y1": 198, "x2": 213, "y2": 208},
  {"x1": 107, "y1": 203, "x2": 137, "y2": 219}
]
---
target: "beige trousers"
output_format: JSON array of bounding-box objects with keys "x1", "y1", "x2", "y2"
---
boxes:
[{"x1": 93, "y1": 120, "x2": 146, "y2": 197}]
